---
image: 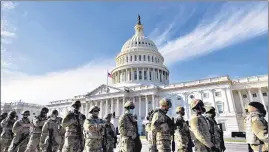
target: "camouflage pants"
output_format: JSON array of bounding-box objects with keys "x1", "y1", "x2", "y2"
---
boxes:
[
  {"x1": 62, "y1": 136, "x2": 83, "y2": 152},
  {"x1": 58, "y1": 136, "x2": 65, "y2": 152},
  {"x1": 105, "y1": 140, "x2": 114, "y2": 152},
  {"x1": 156, "y1": 139, "x2": 171, "y2": 152},
  {"x1": 1, "y1": 138, "x2": 12, "y2": 152},
  {"x1": 8, "y1": 136, "x2": 29, "y2": 152},
  {"x1": 85, "y1": 138, "x2": 102, "y2": 152},
  {"x1": 193, "y1": 143, "x2": 211, "y2": 152},
  {"x1": 176, "y1": 141, "x2": 188, "y2": 152},
  {"x1": 250, "y1": 144, "x2": 268, "y2": 152},
  {"x1": 119, "y1": 137, "x2": 135, "y2": 152},
  {"x1": 25, "y1": 133, "x2": 41, "y2": 152}
]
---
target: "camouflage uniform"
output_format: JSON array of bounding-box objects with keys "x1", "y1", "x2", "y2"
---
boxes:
[
  {"x1": 62, "y1": 100, "x2": 86, "y2": 152},
  {"x1": 189, "y1": 99, "x2": 215, "y2": 152},
  {"x1": 8, "y1": 111, "x2": 31, "y2": 152},
  {"x1": 25, "y1": 107, "x2": 49, "y2": 152},
  {"x1": 175, "y1": 106, "x2": 192, "y2": 152},
  {"x1": 104, "y1": 114, "x2": 116, "y2": 152},
  {"x1": 57, "y1": 117, "x2": 65, "y2": 152},
  {"x1": 1, "y1": 111, "x2": 17, "y2": 152},
  {"x1": 40, "y1": 110, "x2": 62, "y2": 152},
  {"x1": 0, "y1": 112, "x2": 8, "y2": 135},
  {"x1": 246, "y1": 102, "x2": 268, "y2": 152},
  {"x1": 83, "y1": 106, "x2": 105, "y2": 152},
  {"x1": 151, "y1": 98, "x2": 173, "y2": 152},
  {"x1": 119, "y1": 101, "x2": 138, "y2": 152},
  {"x1": 145, "y1": 119, "x2": 153, "y2": 151}
]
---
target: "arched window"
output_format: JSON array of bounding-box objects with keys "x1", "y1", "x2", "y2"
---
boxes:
[
  {"x1": 139, "y1": 71, "x2": 142, "y2": 80},
  {"x1": 134, "y1": 71, "x2": 137, "y2": 80}
]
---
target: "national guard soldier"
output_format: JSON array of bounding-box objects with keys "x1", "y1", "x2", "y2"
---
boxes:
[
  {"x1": 189, "y1": 99, "x2": 218, "y2": 152},
  {"x1": 103, "y1": 113, "x2": 116, "y2": 152},
  {"x1": 0, "y1": 112, "x2": 8, "y2": 134},
  {"x1": 8, "y1": 110, "x2": 31, "y2": 152},
  {"x1": 25, "y1": 107, "x2": 49, "y2": 152},
  {"x1": 245, "y1": 101, "x2": 268, "y2": 152},
  {"x1": 151, "y1": 98, "x2": 173, "y2": 152},
  {"x1": 1, "y1": 111, "x2": 17, "y2": 152},
  {"x1": 204, "y1": 106, "x2": 225, "y2": 152},
  {"x1": 244, "y1": 105, "x2": 254, "y2": 152},
  {"x1": 175, "y1": 106, "x2": 193, "y2": 152},
  {"x1": 56, "y1": 116, "x2": 65, "y2": 152},
  {"x1": 119, "y1": 101, "x2": 140, "y2": 152},
  {"x1": 83, "y1": 106, "x2": 105, "y2": 152},
  {"x1": 144, "y1": 111, "x2": 153, "y2": 152},
  {"x1": 62, "y1": 100, "x2": 86, "y2": 152},
  {"x1": 40, "y1": 110, "x2": 62, "y2": 152}
]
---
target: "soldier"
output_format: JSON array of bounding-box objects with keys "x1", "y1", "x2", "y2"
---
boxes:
[
  {"x1": 204, "y1": 106, "x2": 226, "y2": 152},
  {"x1": 83, "y1": 106, "x2": 105, "y2": 152},
  {"x1": 175, "y1": 106, "x2": 193, "y2": 152},
  {"x1": 62, "y1": 100, "x2": 86, "y2": 152},
  {"x1": 245, "y1": 101, "x2": 268, "y2": 152},
  {"x1": 189, "y1": 99, "x2": 218, "y2": 152},
  {"x1": 25, "y1": 107, "x2": 49, "y2": 152},
  {"x1": 0, "y1": 112, "x2": 8, "y2": 134},
  {"x1": 151, "y1": 98, "x2": 173, "y2": 152},
  {"x1": 119, "y1": 101, "x2": 141, "y2": 152},
  {"x1": 103, "y1": 113, "x2": 117, "y2": 152},
  {"x1": 56, "y1": 116, "x2": 65, "y2": 152},
  {"x1": 40, "y1": 110, "x2": 62, "y2": 152},
  {"x1": 1, "y1": 111, "x2": 17, "y2": 152},
  {"x1": 8, "y1": 110, "x2": 31, "y2": 152}
]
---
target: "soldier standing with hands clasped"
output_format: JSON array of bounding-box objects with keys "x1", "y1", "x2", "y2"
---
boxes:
[
  {"x1": 62, "y1": 100, "x2": 86, "y2": 152},
  {"x1": 83, "y1": 106, "x2": 106, "y2": 152},
  {"x1": 8, "y1": 110, "x2": 31, "y2": 152},
  {"x1": 189, "y1": 99, "x2": 219, "y2": 152},
  {"x1": 151, "y1": 98, "x2": 173, "y2": 152}
]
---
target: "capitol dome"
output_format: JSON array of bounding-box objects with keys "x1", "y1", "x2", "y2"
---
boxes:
[{"x1": 111, "y1": 15, "x2": 169, "y2": 87}]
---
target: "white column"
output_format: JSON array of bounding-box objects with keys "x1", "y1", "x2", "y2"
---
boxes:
[
  {"x1": 145, "y1": 95, "x2": 148, "y2": 116},
  {"x1": 238, "y1": 90, "x2": 245, "y2": 114},
  {"x1": 184, "y1": 93, "x2": 190, "y2": 119},
  {"x1": 152, "y1": 94, "x2": 155, "y2": 109},
  {"x1": 139, "y1": 96, "x2": 142, "y2": 119},
  {"x1": 211, "y1": 89, "x2": 217, "y2": 108},
  {"x1": 122, "y1": 98, "x2": 125, "y2": 115},
  {"x1": 147, "y1": 69, "x2": 150, "y2": 81},
  {"x1": 223, "y1": 88, "x2": 231, "y2": 113},
  {"x1": 116, "y1": 98, "x2": 120, "y2": 117},
  {"x1": 258, "y1": 88, "x2": 267, "y2": 111},
  {"x1": 100, "y1": 100, "x2": 103, "y2": 118},
  {"x1": 81, "y1": 103, "x2": 84, "y2": 114},
  {"x1": 105, "y1": 99, "x2": 108, "y2": 116},
  {"x1": 248, "y1": 89, "x2": 253, "y2": 102},
  {"x1": 110, "y1": 99, "x2": 114, "y2": 114}
]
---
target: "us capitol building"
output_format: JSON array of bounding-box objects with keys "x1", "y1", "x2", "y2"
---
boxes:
[{"x1": 47, "y1": 16, "x2": 268, "y2": 138}]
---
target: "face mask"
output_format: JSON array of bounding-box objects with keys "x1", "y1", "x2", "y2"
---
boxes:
[
  {"x1": 129, "y1": 109, "x2": 135, "y2": 114},
  {"x1": 51, "y1": 116, "x2": 56, "y2": 120}
]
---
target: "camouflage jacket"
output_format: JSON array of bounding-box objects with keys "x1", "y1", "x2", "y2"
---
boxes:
[
  {"x1": 119, "y1": 111, "x2": 137, "y2": 140},
  {"x1": 1, "y1": 117, "x2": 16, "y2": 139},
  {"x1": 205, "y1": 115, "x2": 221, "y2": 150},
  {"x1": 190, "y1": 114, "x2": 214, "y2": 151},
  {"x1": 62, "y1": 111, "x2": 85, "y2": 137},
  {"x1": 175, "y1": 115, "x2": 190, "y2": 151},
  {"x1": 12, "y1": 118, "x2": 31, "y2": 136},
  {"x1": 40, "y1": 118, "x2": 62, "y2": 147},
  {"x1": 105, "y1": 122, "x2": 116, "y2": 142},
  {"x1": 31, "y1": 115, "x2": 48, "y2": 134},
  {"x1": 83, "y1": 116, "x2": 105, "y2": 139}
]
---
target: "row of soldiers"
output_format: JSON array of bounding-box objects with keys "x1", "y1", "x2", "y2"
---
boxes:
[
  {"x1": 0, "y1": 97, "x2": 268, "y2": 152},
  {"x1": 0, "y1": 100, "x2": 117, "y2": 152}
]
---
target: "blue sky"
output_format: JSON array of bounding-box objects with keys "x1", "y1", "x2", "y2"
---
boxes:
[{"x1": 1, "y1": 1, "x2": 268, "y2": 104}]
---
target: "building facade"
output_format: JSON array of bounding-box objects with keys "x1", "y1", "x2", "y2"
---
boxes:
[
  {"x1": 1, "y1": 101, "x2": 44, "y2": 120},
  {"x1": 46, "y1": 16, "x2": 268, "y2": 138}
]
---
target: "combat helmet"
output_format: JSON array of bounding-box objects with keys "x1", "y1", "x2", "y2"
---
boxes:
[
  {"x1": 8, "y1": 111, "x2": 17, "y2": 116},
  {"x1": 205, "y1": 106, "x2": 215, "y2": 113},
  {"x1": 191, "y1": 99, "x2": 204, "y2": 110},
  {"x1": 89, "y1": 106, "x2": 100, "y2": 113},
  {"x1": 124, "y1": 101, "x2": 135, "y2": 109},
  {"x1": 159, "y1": 98, "x2": 172, "y2": 108},
  {"x1": 248, "y1": 101, "x2": 266, "y2": 114},
  {"x1": 21, "y1": 110, "x2": 30, "y2": 116},
  {"x1": 71, "y1": 100, "x2": 81, "y2": 107},
  {"x1": 49, "y1": 109, "x2": 59, "y2": 116},
  {"x1": 176, "y1": 106, "x2": 185, "y2": 114},
  {"x1": 41, "y1": 107, "x2": 49, "y2": 114}
]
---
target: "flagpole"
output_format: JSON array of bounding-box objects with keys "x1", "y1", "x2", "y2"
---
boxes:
[{"x1": 106, "y1": 69, "x2": 108, "y2": 87}]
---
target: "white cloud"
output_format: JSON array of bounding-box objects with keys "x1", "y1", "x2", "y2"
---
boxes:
[
  {"x1": 157, "y1": 2, "x2": 268, "y2": 65},
  {"x1": 1, "y1": 59, "x2": 115, "y2": 105},
  {"x1": 1, "y1": 1, "x2": 16, "y2": 10}
]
